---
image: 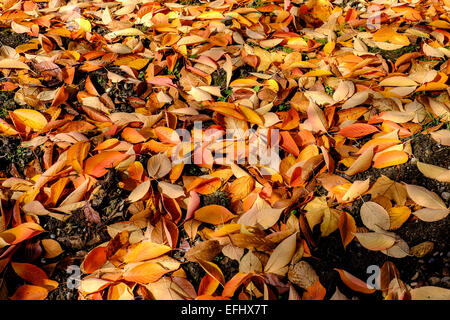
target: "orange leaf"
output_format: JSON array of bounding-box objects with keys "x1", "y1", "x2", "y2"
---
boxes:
[
  {"x1": 335, "y1": 268, "x2": 376, "y2": 294},
  {"x1": 372, "y1": 27, "x2": 410, "y2": 45},
  {"x1": 280, "y1": 131, "x2": 300, "y2": 157},
  {"x1": 94, "y1": 138, "x2": 120, "y2": 151},
  {"x1": 188, "y1": 177, "x2": 222, "y2": 195},
  {"x1": 84, "y1": 151, "x2": 130, "y2": 178},
  {"x1": 222, "y1": 272, "x2": 253, "y2": 297},
  {"x1": 0, "y1": 118, "x2": 19, "y2": 135},
  {"x1": 194, "y1": 205, "x2": 236, "y2": 225},
  {"x1": 198, "y1": 274, "x2": 220, "y2": 296},
  {"x1": 67, "y1": 141, "x2": 90, "y2": 174},
  {"x1": 357, "y1": 138, "x2": 401, "y2": 155},
  {"x1": 338, "y1": 211, "x2": 356, "y2": 249},
  {"x1": 123, "y1": 241, "x2": 171, "y2": 263},
  {"x1": 338, "y1": 123, "x2": 379, "y2": 138},
  {"x1": 11, "y1": 262, "x2": 49, "y2": 286},
  {"x1": 122, "y1": 127, "x2": 146, "y2": 144},
  {"x1": 10, "y1": 285, "x2": 48, "y2": 300},
  {"x1": 0, "y1": 222, "x2": 45, "y2": 246},
  {"x1": 197, "y1": 259, "x2": 225, "y2": 285},
  {"x1": 373, "y1": 150, "x2": 408, "y2": 169},
  {"x1": 123, "y1": 262, "x2": 171, "y2": 284},
  {"x1": 388, "y1": 206, "x2": 411, "y2": 230},
  {"x1": 238, "y1": 105, "x2": 264, "y2": 126},
  {"x1": 154, "y1": 126, "x2": 181, "y2": 145},
  {"x1": 81, "y1": 246, "x2": 107, "y2": 274},
  {"x1": 209, "y1": 105, "x2": 246, "y2": 121},
  {"x1": 50, "y1": 85, "x2": 69, "y2": 108},
  {"x1": 107, "y1": 282, "x2": 134, "y2": 300},
  {"x1": 302, "y1": 279, "x2": 326, "y2": 300}
]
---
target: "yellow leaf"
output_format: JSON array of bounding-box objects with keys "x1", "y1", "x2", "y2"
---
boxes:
[
  {"x1": 12, "y1": 109, "x2": 48, "y2": 130},
  {"x1": 238, "y1": 105, "x2": 264, "y2": 126},
  {"x1": 388, "y1": 206, "x2": 411, "y2": 230},
  {"x1": 303, "y1": 70, "x2": 333, "y2": 77},
  {"x1": 126, "y1": 58, "x2": 149, "y2": 70},
  {"x1": 198, "y1": 11, "x2": 225, "y2": 20},
  {"x1": 372, "y1": 27, "x2": 410, "y2": 46},
  {"x1": 323, "y1": 41, "x2": 335, "y2": 55},
  {"x1": 75, "y1": 18, "x2": 92, "y2": 33}
]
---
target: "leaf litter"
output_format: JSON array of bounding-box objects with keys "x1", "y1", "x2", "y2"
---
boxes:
[{"x1": 0, "y1": 0, "x2": 449, "y2": 300}]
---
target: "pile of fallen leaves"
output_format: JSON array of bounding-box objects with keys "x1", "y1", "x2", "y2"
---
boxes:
[{"x1": 0, "y1": 0, "x2": 450, "y2": 300}]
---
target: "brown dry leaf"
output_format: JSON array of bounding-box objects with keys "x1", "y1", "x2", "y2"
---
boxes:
[
  {"x1": 239, "y1": 250, "x2": 263, "y2": 274},
  {"x1": 354, "y1": 232, "x2": 396, "y2": 251},
  {"x1": 360, "y1": 201, "x2": 391, "y2": 231},
  {"x1": 288, "y1": 261, "x2": 318, "y2": 290},
  {"x1": 344, "y1": 147, "x2": 374, "y2": 176},
  {"x1": 185, "y1": 240, "x2": 222, "y2": 262},
  {"x1": 238, "y1": 195, "x2": 286, "y2": 230},
  {"x1": 127, "y1": 180, "x2": 151, "y2": 203},
  {"x1": 410, "y1": 241, "x2": 434, "y2": 258},
  {"x1": 430, "y1": 130, "x2": 450, "y2": 146},
  {"x1": 410, "y1": 286, "x2": 450, "y2": 300},
  {"x1": 264, "y1": 233, "x2": 297, "y2": 276},
  {"x1": 412, "y1": 208, "x2": 449, "y2": 222},
  {"x1": 342, "y1": 178, "x2": 370, "y2": 202},
  {"x1": 147, "y1": 153, "x2": 172, "y2": 179},
  {"x1": 405, "y1": 184, "x2": 448, "y2": 210},
  {"x1": 416, "y1": 162, "x2": 450, "y2": 183},
  {"x1": 368, "y1": 175, "x2": 407, "y2": 206}
]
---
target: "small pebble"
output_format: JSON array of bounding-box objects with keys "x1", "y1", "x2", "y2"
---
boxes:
[
  {"x1": 441, "y1": 192, "x2": 450, "y2": 201},
  {"x1": 428, "y1": 258, "x2": 436, "y2": 264},
  {"x1": 50, "y1": 234, "x2": 56, "y2": 239},
  {"x1": 441, "y1": 277, "x2": 450, "y2": 287},
  {"x1": 428, "y1": 277, "x2": 440, "y2": 285},
  {"x1": 410, "y1": 282, "x2": 418, "y2": 287}
]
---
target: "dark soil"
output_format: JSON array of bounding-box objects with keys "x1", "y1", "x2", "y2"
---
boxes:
[
  {"x1": 176, "y1": 226, "x2": 239, "y2": 291},
  {"x1": 0, "y1": 28, "x2": 31, "y2": 48},
  {"x1": 306, "y1": 133, "x2": 450, "y2": 299},
  {"x1": 0, "y1": 136, "x2": 39, "y2": 177},
  {"x1": 201, "y1": 190, "x2": 231, "y2": 208},
  {"x1": 211, "y1": 68, "x2": 228, "y2": 90},
  {"x1": 0, "y1": 91, "x2": 20, "y2": 119},
  {"x1": 38, "y1": 170, "x2": 130, "y2": 300}
]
